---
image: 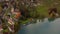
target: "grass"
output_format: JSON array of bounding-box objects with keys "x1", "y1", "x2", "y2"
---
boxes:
[{"x1": 37, "y1": 5, "x2": 48, "y2": 17}]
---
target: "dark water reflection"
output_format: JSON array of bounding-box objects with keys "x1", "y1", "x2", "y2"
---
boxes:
[{"x1": 18, "y1": 18, "x2": 60, "y2": 34}]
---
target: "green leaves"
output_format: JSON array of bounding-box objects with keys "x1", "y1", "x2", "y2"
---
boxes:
[{"x1": 20, "y1": 18, "x2": 30, "y2": 24}]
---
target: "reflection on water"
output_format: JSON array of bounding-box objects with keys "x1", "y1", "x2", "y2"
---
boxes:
[{"x1": 18, "y1": 18, "x2": 60, "y2": 34}]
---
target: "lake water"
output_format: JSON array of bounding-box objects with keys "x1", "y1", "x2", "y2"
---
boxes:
[{"x1": 18, "y1": 18, "x2": 60, "y2": 34}]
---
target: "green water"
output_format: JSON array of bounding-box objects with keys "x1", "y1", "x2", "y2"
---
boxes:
[{"x1": 18, "y1": 18, "x2": 60, "y2": 34}]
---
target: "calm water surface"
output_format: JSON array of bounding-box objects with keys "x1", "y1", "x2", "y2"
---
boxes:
[{"x1": 18, "y1": 18, "x2": 60, "y2": 34}]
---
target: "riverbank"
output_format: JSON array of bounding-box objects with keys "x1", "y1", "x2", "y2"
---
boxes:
[{"x1": 0, "y1": 0, "x2": 60, "y2": 34}]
